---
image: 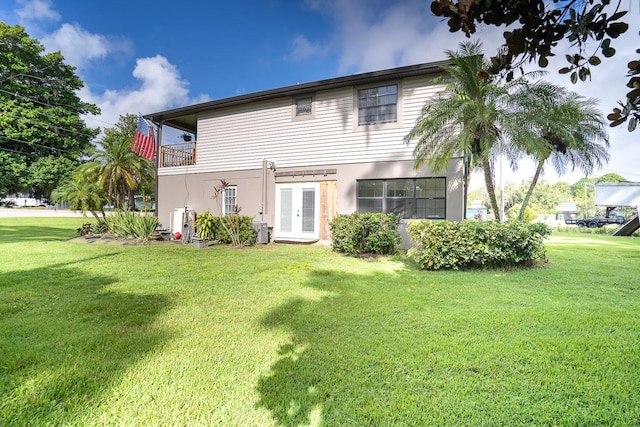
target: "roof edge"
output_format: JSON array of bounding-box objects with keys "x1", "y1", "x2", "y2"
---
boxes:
[{"x1": 145, "y1": 59, "x2": 450, "y2": 123}]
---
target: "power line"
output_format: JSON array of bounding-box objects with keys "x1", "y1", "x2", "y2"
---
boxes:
[
  {"x1": 0, "y1": 146, "x2": 26, "y2": 155},
  {"x1": 600, "y1": 166, "x2": 640, "y2": 177},
  {"x1": 0, "y1": 107, "x2": 99, "y2": 140},
  {"x1": 0, "y1": 87, "x2": 115, "y2": 128},
  {"x1": 0, "y1": 134, "x2": 85, "y2": 156}
]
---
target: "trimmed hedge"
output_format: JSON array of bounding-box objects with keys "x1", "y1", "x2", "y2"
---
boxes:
[
  {"x1": 330, "y1": 213, "x2": 401, "y2": 255},
  {"x1": 407, "y1": 220, "x2": 551, "y2": 270}
]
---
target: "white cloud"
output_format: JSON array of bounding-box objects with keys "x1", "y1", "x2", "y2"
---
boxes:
[
  {"x1": 286, "y1": 35, "x2": 329, "y2": 61},
  {"x1": 79, "y1": 55, "x2": 209, "y2": 133},
  {"x1": 15, "y1": 0, "x2": 59, "y2": 23},
  {"x1": 42, "y1": 23, "x2": 133, "y2": 70},
  {"x1": 302, "y1": 0, "x2": 507, "y2": 73}
]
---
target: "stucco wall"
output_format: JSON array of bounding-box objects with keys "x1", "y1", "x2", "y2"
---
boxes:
[{"x1": 157, "y1": 158, "x2": 464, "y2": 234}]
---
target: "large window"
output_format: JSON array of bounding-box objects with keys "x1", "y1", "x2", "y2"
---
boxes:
[
  {"x1": 357, "y1": 84, "x2": 398, "y2": 125},
  {"x1": 223, "y1": 186, "x2": 237, "y2": 216},
  {"x1": 357, "y1": 178, "x2": 446, "y2": 219}
]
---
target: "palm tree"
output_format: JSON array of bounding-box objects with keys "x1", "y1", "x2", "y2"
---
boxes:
[
  {"x1": 405, "y1": 41, "x2": 538, "y2": 220},
  {"x1": 82, "y1": 115, "x2": 155, "y2": 209},
  {"x1": 509, "y1": 84, "x2": 609, "y2": 220},
  {"x1": 51, "y1": 171, "x2": 107, "y2": 221}
]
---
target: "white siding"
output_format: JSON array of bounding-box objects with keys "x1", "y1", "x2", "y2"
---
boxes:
[{"x1": 159, "y1": 75, "x2": 444, "y2": 176}]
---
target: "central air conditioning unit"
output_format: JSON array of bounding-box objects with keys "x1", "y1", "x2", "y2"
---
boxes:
[{"x1": 252, "y1": 221, "x2": 269, "y2": 244}]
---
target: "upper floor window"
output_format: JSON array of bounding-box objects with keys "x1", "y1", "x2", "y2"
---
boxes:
[
  {"x1": 293, "y1": 96, "x2": 315, "y2": 121},
  {"x1": 357, "y1": 84, "x2": 398, "y2": 125},
  {"x1": 357, "y1": 177, "x2": 446, "y2": 219}
]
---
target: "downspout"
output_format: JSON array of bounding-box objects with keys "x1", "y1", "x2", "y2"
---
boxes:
[
  {"x1": 463, "y1": 154, "x2": 469, "y2": 219},
  {"x1": 154, "y1": 120, "x2": 163, "y2": 218},
  {"x1": 261, "y1": 159, "x2": 267, "y2": 222}
]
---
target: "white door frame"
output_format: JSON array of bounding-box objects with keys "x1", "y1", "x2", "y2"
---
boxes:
[{"x1": 275, "y1": 182, "x2": 320, "y2": 241}]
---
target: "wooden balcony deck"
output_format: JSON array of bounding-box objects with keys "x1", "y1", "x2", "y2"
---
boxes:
[{"x1": 160, "y1": 142, "x2": 196, "y2": 167}]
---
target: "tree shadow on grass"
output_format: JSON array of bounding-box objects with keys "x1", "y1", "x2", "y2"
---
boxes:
[
  {"x1": 256, "y1": 268, "x2": 448, "y2": 426},
  {"x1": 0, "y1": 254, "x2": 173, "y2": 425},
  {"x1": 0, "y1": 223, "x2": 83, "y2": 244}
]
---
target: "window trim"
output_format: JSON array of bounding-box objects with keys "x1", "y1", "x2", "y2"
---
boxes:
[
  {"x1": 222, "y1": 185, "x2": 237, "y2": 216},
  {"x1": 356, "y1": 177, "x2": 446, "y2": 219},
  {"x1": 353, "y1": 81, "x2": 402, "y2": 131},
  {"x1": 292, "y1": 95, "x2": 315, "y2": 121}
]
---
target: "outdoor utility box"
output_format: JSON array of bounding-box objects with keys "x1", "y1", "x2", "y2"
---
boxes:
[
  {"x1": 253, "y1": 221, "x2": 269, "y2": 244},
  {"x1": 171, "y1": 207, "x2": 196, "y2": 242}
]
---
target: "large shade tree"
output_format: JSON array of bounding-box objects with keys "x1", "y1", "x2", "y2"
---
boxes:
[
  {"x1": 0, "y1": 23, "x2": 100, "y2": 198},
  {"x1": 405, "y1": 41, "x2": 541, "y2": 220},
  {"x1": 79, "y1": 114, "x2": 155, "y2": 209}
]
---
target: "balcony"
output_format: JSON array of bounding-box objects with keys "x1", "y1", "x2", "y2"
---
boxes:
[{"x1": 160, "y1": 142, "x2": 196, "y2": 167}]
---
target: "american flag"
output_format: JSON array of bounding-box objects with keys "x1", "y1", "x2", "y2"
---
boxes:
[{"x1": 132, "y1": 115, "x2": 156, "y2": 161}]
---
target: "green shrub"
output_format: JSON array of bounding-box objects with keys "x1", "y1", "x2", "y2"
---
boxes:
[
  {"x1": 407, "y1": 219, "x2": 551, "y2": 270},
  {"x1": 330, "y1": 213, "x2": 401, "y2": 255},
  {"x1": 104, "y1": 211, "x2": 159, "y2": 241},
  {"x1": 194, "y1": 209, "x2": 216, "y2": 240},
  {"x1": 213, "y1": 215, "x2": 255, "y2": 246},
  {"x1": 76, "y1": 222, "x2": 94, "y2": 236}
]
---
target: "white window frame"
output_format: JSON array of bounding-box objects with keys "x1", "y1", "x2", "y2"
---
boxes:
[
  {"x1": 292, "y1": 95, "x2": 315, "y2": 121},
  {"x1": 222, "y1": 186, "x2": 237, "y2": 216}
]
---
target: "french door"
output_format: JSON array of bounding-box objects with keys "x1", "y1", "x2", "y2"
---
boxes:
[{"x1": 275, "y1": 183, "x2": 320, "y2": 241}]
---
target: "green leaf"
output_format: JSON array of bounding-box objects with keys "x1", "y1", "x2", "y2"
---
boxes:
[
  {"x1": 538, "y1": 56, "x2": 548, "y2": 67},
  {"x1": 570, "y1": 71, "x2": 578, "y2": 84},
  {"x1": 579, "y1": 67, "x2": 589, "y2": 81},
  {"x1": 628, "y1": 117, "x2": 637, "y2": 132},
  {"x1": 627, "y1": 88, "x2": 640, "y2": 102},
  {"x1": 588, "y1": 56, "x2": 601, "y2": 66},
  {"x1": 606, "y1": 22, "x2": 629, "y2": 38},
  {"x1": 610, "y1": 117, "x2": 627, "y2": 127},
  {"x1": 476, "y1": 69, "x2": 490, "y2": 79},
  {"x1": 565, "y1": 54, "x2": 574, "y2": 64},
  {"x1": 558, "y1": 67, "x2": 571, "y2": 74},
  {"x1": 603, "y1": 47, "x2": 616, "y2": 58},
  {"x1": 610, "y1": 11, "x2": 628, "y2": 21}
]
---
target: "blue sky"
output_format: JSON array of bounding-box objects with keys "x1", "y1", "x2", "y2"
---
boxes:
[{"x1": 2, "y1": 0, "x2": 640, "y2": 185}]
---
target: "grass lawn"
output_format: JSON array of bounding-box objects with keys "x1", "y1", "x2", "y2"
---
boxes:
[{"x1": 1, "y1": 217, "x2": 639, "y2": 426}]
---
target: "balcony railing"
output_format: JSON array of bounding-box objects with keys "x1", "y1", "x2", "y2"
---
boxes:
[{"x1": 160, "y1": 142, "x2": 196, "y2": 167}]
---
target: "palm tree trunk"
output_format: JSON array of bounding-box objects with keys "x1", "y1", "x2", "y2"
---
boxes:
[
  {"x1": 463, "y1": 154, "x2": 471, "y2": 219},
  {"x1": 88, "y1": 209, "x2": 101, "y2": 222},
  {"x1": 482, "y1": 157, "x2": 500, "y2": 221},
  {"x1": 518, "y1": 159, "x2": 545, "y2": 221}
]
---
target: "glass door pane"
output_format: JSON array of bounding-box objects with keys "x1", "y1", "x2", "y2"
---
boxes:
[
  {"x1": 279, "y1": 188, "x2": 292, "y2": 232},
  {"x1": 301, "y1": 188, "x2": 315, "y2": 233}
]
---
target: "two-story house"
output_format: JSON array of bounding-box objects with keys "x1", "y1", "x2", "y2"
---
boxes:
[{"x1": 145, "y1": 60, "x2": 464, "y2": 243}]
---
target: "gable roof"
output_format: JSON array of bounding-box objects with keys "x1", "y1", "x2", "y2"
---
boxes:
[{"x1": 144, "y1": 60, "x2": 450, "y2": 133}]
